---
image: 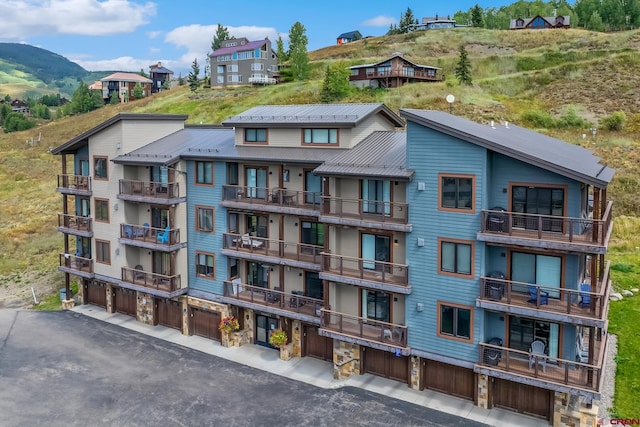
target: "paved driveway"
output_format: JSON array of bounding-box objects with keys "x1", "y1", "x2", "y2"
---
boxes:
[{"x1": 0, "y1": 309, "x2": 486, "y2": 427}]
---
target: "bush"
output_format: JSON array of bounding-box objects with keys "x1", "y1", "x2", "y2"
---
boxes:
[
  {"x1": 557, "y1": 106, "x2": 592, "y2": 129},
  {"x1": 521, "y1": 110, "x2": 556, "y2": 128},
  {"x1": 600, "y1": 111, "x2": 626, "y2": 131}
]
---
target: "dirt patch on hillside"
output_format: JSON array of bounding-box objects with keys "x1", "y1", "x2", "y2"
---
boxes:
[{"x1": 0, "y1": 269, "x2": 63, "y2": 308}]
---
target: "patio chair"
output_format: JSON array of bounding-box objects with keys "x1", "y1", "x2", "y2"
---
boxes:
[
  {"x1": 124, "y1": 225, "x2": 133, "y2": 239},
  {"x1": 575, "y1": 337, "x2": 589, "y2": 364},
  {"x1": 157, "y1": 226, "x2": 170, "y2": 244},
  {"x1": 528, "y1": 339, "x2": 547, "y2": 372},
  {"x1": 527, "y1": 284, "x2": 549, "y2": 305},
  {"x1": 578, "y1": 283, "x2": 591, "y2": 308},
  {"x1": 133, "y1": 265, "x2": 145, "y2": 281},
  {"x1": 267, "y1": 287, "x2": 280, "y2": 304}
]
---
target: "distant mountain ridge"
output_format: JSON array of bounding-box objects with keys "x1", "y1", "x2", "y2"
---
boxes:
[{"x1": 0, "y1": 43, "x2": 88, "y2": 83}]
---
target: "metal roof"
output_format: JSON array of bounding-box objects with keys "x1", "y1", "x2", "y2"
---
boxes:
[
  {"x1": 348, "y1": 53, "x2": 440, "y2": 71},
  {"x1": 209, "y1": 39, "x2": 269, "y2": 57},
  {"x1": 222, "y1": 103, "x2": 404, "y2": 128},
  {"x1": 314, "y1": 131, "x2": 413, "y2": 180},
  {"x1": 400, "y1": 109, "x2": 614, "y2": 188},
  {"x1": 50, "y1": 113, "x2": 189, "y2": 155}
]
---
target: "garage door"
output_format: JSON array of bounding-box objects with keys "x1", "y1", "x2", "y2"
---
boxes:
[
  {"x1": 362, "y1": 346, "x2": 409, "y2": 383},
  {"x1": 114, "y1": 287, "x2": 137, "y2": 317},
  {"x1": 156, "y1": 298, "x2": 183, "y2": 330},
  {"x1": 492, "y1": 378, "x2": 552, "y2": 420},
  {"x1": 303, "y1": 325, "x2": 332, "y2": 361},
  {"x1": 423, "y1": 360, "x2": 475, "y2": 401},
  {"x1": 190, "y1": 307, "x2": 221, "y2": 341},
  {"x1": 85, "y1": 281, "x2": 106, "y2": 308}
]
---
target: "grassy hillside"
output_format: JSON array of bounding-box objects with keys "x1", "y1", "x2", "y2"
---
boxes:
[{"x1": 1, "y1": 27, "x2": 639, "y2": 416}]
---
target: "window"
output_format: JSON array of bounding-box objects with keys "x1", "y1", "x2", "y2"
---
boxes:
[
  {"x1": 351, "y1": 69, "x2": 359, "y2": 76},
  {"x1": 227, "y1": 75, "x2": 243, "y2": 83},
  {"x1": 94, "y1": 198, "x2": 109, "y2": 222},
  {"x1": 305, "y1": 271, "x2": 323, "y2": 300},
  {"x1": 361, "y1": 233, "x2": 390, "y2": 271},
  {"x1": 237, "y1": 50, "x2": 253, "y2": 60},
  {"x1": 226, "y1": 64, "x2": 238, "y2": 72},
  {"x1": 301, "y1": 221, "x2": 324, "y2": 247},
  {"x1": 245, "y1": 167, "x2": 267, "y2": 198},
  {"x1": 363, "y1": 290, "x2": 390, "y2": 322},
  {"x1": 246, "y1": 214, "x2": 268, "y2": 238},
  {"x1": 228, "y1": 212, "x2": 238, "y2": 233},
  {"x1": 438, "y1": 302, "x2": 472, "y2": 341},
  {"x1": 227, "y1": 163, "x2": 239, "y2": 185},
  {"x1": 439, "y1": 239, "x2": 473, "y2": 276},
  {"x1": 94, "y1": 156, "x2": 108, "y2": 180},
  {"x1": 95, "y1": 240, "x2": 111, "y2": 264},
  {"x1": 440, "y1": 174, "x2": 474, "y2": 211},
  {"x1": 225, "y1": 42, "x2": 237, "y2": 47},
  {"x1": 216, "y1": 65, "x2": 224, "y2": 74},
  {"x1": 196, "y1": 206, "x2": 214, "y2": 232},
  {"x1": 195, "y1": 162, "x2": 213, "y2": 185},
  {"x1": 303, "y1": 128, "x2": 338, "y2": 145},
  {"x1": 251, "y1": 63, "x2": 264, "y2": 70},
  {"x1": 217, "y1": 55, "x2": 232, "y2": 62},
  {"x1": 512, "y1": 185, "x2": 565, "y2": 231},
  {"x1": 244, "y1": 128, "x2": 267, "y2": 143},
  {"x1": 511, "y1": 251, "x2": 562, "y2": 298},
  {"x1": 304, "y1": 170, "x2": 322, "y2": 204},
  {"x1": 196, "y1": 252, "x2": 215, "y2": 278},
  {"x1": 229, "y1": 258, "x2": 238, "y2": 278},
  {"x1": 217, "y1": 76, "x2": 224, "y2": 84},
  {"x1": 362, "y1": 179, "x2": 390, "y2": 215}
]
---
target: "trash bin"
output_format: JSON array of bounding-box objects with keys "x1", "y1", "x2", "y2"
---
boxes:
[
  {"x1": 487, "y1": 207, "x2": 507, "y2": 232},
  {"x1": 59, "y1": 288, "x2": 69, "y2": 301}
]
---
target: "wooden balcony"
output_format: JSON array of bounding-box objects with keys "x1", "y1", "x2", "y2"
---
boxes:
[
  {"x1": 221, "y1": 185, "x2": 321, "y2": 215},
  {"x1": 59, "y1": 253, "x2": 94, "y2": 277},
  {"x1": 319, "y1": 197, "x2": 410, "y2": 232},
  {"x1": 476, "y1": 334, "x2": 607, "y2": 394},
  {"x1": 320, "y1": 253, "x2": 410, "y2": 294},
  {"x1": 222, "y1": 233, "x2": 322, "y2": 268},
  {"x1": 57, "y1": 213, "x2": 92, "y2": 236},
  {"x1": 477, "y1": 263, "x2": 610, "y2": 328},
  {"x1": 478, "y1": 203, "x2": 612, "y2": 254},
  {"x1": 121, "y1": 267, "x2": 181, "y2": 292},
  {"x1": 57, "y1": 174, "x2": 91, "y2": 195},
  {"x1": 358, "y1": 69, "x2": 444, "y2": 82},
  {"x1": 222, "y1": 281, "x2": 323, "y2": 320},
  {"x1": 319, "y1": 308, "x2": 408, "y2": 353},
  {"x1": 118, "y1": 180, "x2": 182, "y2": 204},
  {"x1": 119, "y1": 223, "x2": 183, "y2": 251}
]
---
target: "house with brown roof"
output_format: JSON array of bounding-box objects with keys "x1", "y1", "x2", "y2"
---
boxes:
[
  {"x1": 349, "y1": 53, "x2": 444, "y2": 89},
  {"x1": 510, "y1": 15, "x2": 570, "y2": 29},
  {"x1": 100, "y1": 72, "x2": 152, "y2": 103}
]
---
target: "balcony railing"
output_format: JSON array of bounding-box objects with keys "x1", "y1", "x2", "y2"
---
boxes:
[
  {"x1": 363, "y1": 69, "x2": 443, "y2": 81},
  {"x1": 320, "y1": 308, "x2": 407, "y2": 347},
  {"x1": 478, "y1": 263, "x2": 610, "y2": 321},
  {"x1": 59, "y1": 253, "x2": 93, "y2": 274},
  {"x1": 222, "y1": 185, "x2": 322, "y2": 210},
  {"x1": 477, "y1": 336, "x2": 607, "y2": 392},
  {"x1": 119, "y1": 179, "x2": 180, "y2": 199},
  {"x1": 120, "y1": 223, "x2": 180, "y2": 246},
  {"x1": 121, "y1": 267, "x2": 181, "y2": 292},
  {"x1": 321, "y1": 197, "x2": 409, "y2": 224},
  {"x1": 57, "y1": 174, "x2": 91, "y2": 192},
  {"x1": 480, "y1": 203, "x2": 613, "y2": 247},
  {"x1": 322, "y1": 253, "x2": 409, "y2": 287},
  {"x1": 223, "y1": 281, "x2": 323, "y2": 317},
  {"x1": 222, "y1": 233, "x2": 322, "y2": 264},
  {"x1": 58, "y1": 213, "x2": 92, "y2": 232}
]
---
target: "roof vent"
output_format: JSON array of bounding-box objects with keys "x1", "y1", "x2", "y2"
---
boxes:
[
  {"x1": 490, "y1": 120, "x2": 496, "y2": 129},
  {"x1": 504, "y1": 121, "x2": 509, "y2": 128}
]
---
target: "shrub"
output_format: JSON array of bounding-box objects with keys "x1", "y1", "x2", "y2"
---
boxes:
[
  {"x1": 557, "y1": 106, "x2": 592, "y2": 129},
  {"x1": 600, "y1": 111, "x2": 627, "y2": 131},
  {"x1": 521, "y1": 110, "x2": 556, "y2": 128}
]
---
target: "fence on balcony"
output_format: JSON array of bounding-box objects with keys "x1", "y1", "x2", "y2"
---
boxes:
[
  {"x1": 59, "y1": 253, "x2": 93, "y2": 274},
  {"x1": 320, "y1": 196, "x2": 409, "y2": 223},
  {"x1": 223, "y1": 281, "x2": 323, "y2": 317},
  {"x1": 322, "y1": 253, "x2": 409, "y2": 287},
  {"x1": 119, "y1": 179, "x2": 180, "y2": 199},
  {"x1": 120, "y1": 223, "x2": 180, "y2": 246},
  {"x1": 320, "y1": 308, "x2": 407, "y2": 347},
  {"x1": 121, "y1": 267, "x2": 180, "y2": 292},
  {"x1": 222, "y1": 185, "x2": 321, "y2": 209},
  {"x1": 222, "y1": 233, "x2": 322, "y2": 264},
  {"x1": 58, "y1": 213, "x2": 92, "y2": 232},
  {"x1": 57, "y1": 174, "x2": 91, "y2": 191}
]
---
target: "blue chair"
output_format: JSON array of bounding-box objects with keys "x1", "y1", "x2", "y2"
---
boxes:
[
  {"x1": 124, "y1": 225, "x2": 133, "y2": 239},
  {"x1": 527, "y1": 284, "x2": 549, "y2": 305},
  {"x1": 578, "y1": 283, "x2": 591, "y2": 308},
  {"x1": 157, "y1": 226, "x2": 170, "y2": 244}
]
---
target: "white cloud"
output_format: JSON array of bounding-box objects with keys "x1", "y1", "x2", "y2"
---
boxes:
[
  {"x1": 361, "y1": 15, "x2": 397, "y2": 27},
  {"x1": 0, "y1": 0, "x2": 156, "y2": 38},
  {"x1": 73, "y1": 56, "x2": 153, "y2": 72},
  {"x1": 147, "y1": 30, "x2": 163, "y2": 40}
]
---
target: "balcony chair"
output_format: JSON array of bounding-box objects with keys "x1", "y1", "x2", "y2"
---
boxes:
[
  {"x1": 133, "y1": 265, "x2": 145, "y2": 281},
  {"x1": 527, "y1": 284, "x2": 549, "y2": 305},
  {"x1": 266, "y1": 287, "x2": 280, "y2": 304},
  {"x1": 289, "y1": 290, "x2": 306, "y2": 308},
  {"x1": 528, "y1": 339, "x2": 547, "y2": 372},
  {"x1": 157, "y1": 226, "x2": 170, "y2": 244},
  {"x1": 124, "y1": 225, "x2": 133, "y2": 239},
  {"x1": 575, "y1": 337, "x2": 589, "y2": 364},
  {"x1": 578, "y1": 283, "x2": 591, "y2": 308}
]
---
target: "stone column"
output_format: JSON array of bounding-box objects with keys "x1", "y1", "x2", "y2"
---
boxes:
[
  {"x1": 137, "y1": 292, "x2": 154, "y2": 325},
  {"x1": 553, "y1": 392, "x2": 599, "y2": 427},
  {"x1": 477, "y1": 374, "x2": 490, "y2": 409},
  {"x1": 410, "y1": 356, "x2": 421, "y2": 390},
  {"x1": 106, "y1": 284, "x2": 114, "y2": 313},
  {"x1": 292, "y1": 320, "x2": 302, "y2": 357},
  {"x1": 333, "y1": 341, "x2": 360, "y2": 380}
]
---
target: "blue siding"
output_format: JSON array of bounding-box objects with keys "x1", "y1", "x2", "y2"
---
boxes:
[{"x1": 186, "y1": 160, "x2": 227, "y2": 294}]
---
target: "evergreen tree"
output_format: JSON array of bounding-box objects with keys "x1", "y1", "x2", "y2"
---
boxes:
[
  {"x1": 320, "y1": 62, "x2": 351, "y2": 103},
  {"x1": 287, "y1": 22, "x2": 310, "y2": 81},
  {"x1": 91, "y1": 90, "x2": 104, "y2": 108},
  {"x1": 471, "y1": 4, "x2": 484, "y2": 27},
  {"x1": 587, "y1": 10, "x2": 605, "y2": 31},
  {"x1": 0, "y1": 103, "x2": 12, "y2": 122},
  {"x1": 211, "y1": 24, "x2": 230, "y2": 51},
  {"x1": 139, "y1": 68, "x2": 149, "y2": 78},
  {"x1": 110, "y1": 91, "x2": 119, "y2": 105},
  {"x1": 70, "y1": 81, "x2": 97, "y2": 114},
  {"x1": 399, "y1": 8, "x2": 417, "y2": 33},
  {"x1": 455, "y1": 45, "x2": 473, "y2": 86},
  {"x1": 133, "y1": 82, "x2": 144, "y2": 99},
  {"x1": 178, "y1": 73, "x2": 185, "y2": 86},
  {"x1": 161, "y1": 78, "x2": 171, "y2": 91},
  {"x1": 276, "y1": 36, "x2": 288, "y2": 62},
  {"x1": 187, "y1": 58, "x2": 201, "y2": 92}
]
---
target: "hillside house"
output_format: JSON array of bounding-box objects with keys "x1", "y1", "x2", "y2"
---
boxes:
[
  {"x1": 337, "y1": 31, "x2": 362, "y2": 45},
  {"x1": 416, "y1": 16, "x2": 459, "y2": 30},
  {"x1": 149, "y1": 62, "x2": 174, "y2": 93},
  {"x1": 209, "y1": 37, "x2": 278, "y2": 87},
  {"x1": 349, "y1": 53, "x2": 443, "y2": 88},
  {"x1": 100, "y1": 72, "x2": 152, "y2": 103},
  {"x1": 510, "y1": 15, "x2": 571, "y2": 29}
]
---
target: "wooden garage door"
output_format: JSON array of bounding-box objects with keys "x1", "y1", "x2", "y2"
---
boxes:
[
  {"x1": 492, "y1": 378, "x2": 552, "y2": 420},
  {"x1": 423, "y1": 360, "x2": 475, "y2": 401},
  {"x1": 156, "y1": 298, "x2": 182, "y2": 330},
  {"x1": 303, "y1": 325, "x2": 332, "y2": 361},
  {"x1": 190, "y1": 307, "x2": 221, "y2": 341},
  {"x1": 86, "y1": 281, "x2": 107, "y2": 308},
  {"x1": 362, "y1": 347, "x2": 409, "y2": 383},
  {"x1": 114, "y1": 287, "x2": 137, "y2": 317}
]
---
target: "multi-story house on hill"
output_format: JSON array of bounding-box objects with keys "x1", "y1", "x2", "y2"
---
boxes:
[
  {"x1": 149, "y1": 62, "x2": 174, "y2": 93},
  {"x1": 209, "y1": 37, "x2": 278, "y2": 87},
  {"x1": 100, "y1": 72, "x2": 152, "y2": 103},
  {"x1": 52, "y1": 104, "x2": 613, "y2": 426}
]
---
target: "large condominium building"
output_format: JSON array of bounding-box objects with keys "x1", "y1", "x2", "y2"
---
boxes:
[
  {"x1": 209, "y1": 37, "x2": 278, "y2": 87},
  {"x1": 52, "y1": 104, "x2": 613, "y2": 426}
]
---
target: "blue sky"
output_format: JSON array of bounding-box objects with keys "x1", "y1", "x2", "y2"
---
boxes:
[{"x1": 0, "y1": 0, "x2": 506, "y2": 77}]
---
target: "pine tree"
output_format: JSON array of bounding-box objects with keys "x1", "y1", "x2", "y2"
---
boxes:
[
  {"x1": 211, "y1": 24, "x2": 230, "y2": 51},
  {"x1": 133, "y1": 82, "x2": 144, "y2": 99},
  {"x1": 455, "y1": 45, "x2": 473, "y2": 86},
  {"x1": 187, "y1": 58, "x2": 200, "y2": 92},
  {"x1": 287, "y1": 22, "x2": 309, "y2": 81},
  {"x1": 399, "y1": 8, "x2": 417, "y2": 33},
  {"x1": 320, "y1": 62, "x2": 351, "y2": 103},
  {"x1": 471, "y1": 4, "x2": 484, "y2": 27},
  {"x1": 276, "y1": 36, "x2": 288, "y2": 62}
]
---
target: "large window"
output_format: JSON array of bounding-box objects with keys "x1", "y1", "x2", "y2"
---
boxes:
[
  {"x1": 94, "y1": 198, "x2": 109, "y2": 222},
  {"x1": 438, "y1": 302, "x2": 472, "y2": 341},
  {"x1": 244, "y1": 128, "x2": 267, "y2": 144},
  {"x1": 512, "y1": 185, "x2": 565, "y2": 231},
  {"x1": 510, "y1": 251, "x2": 562, "y2": 298},
  {"x1": 305, "y1": 271, "x2": 323, "y2": 300},
  {"x1": 363, "y1": 290, "x2": 390, "y2": 322},
  {"x1": 301, "y1": 221, "x2": 324, "y2": 247},
  {"x1": 440, "y1": 174, "x2": 474, "y2": 211},
  {"x1": 196, "y1": 206, "x2": 214, "y2": 232},
  {"x1": 361, "y1": 233, "x2": 390, "y2": 271},
  {"x1": 303, "y1": 128, "x2": 338, "y2": 145},
  {"x1": 196, "y1": 252, "x2": 215, "y2": 279},
  {"x1": 362, "y1": 179, "x2": 390, "y2": 215},
  {"x1": 509, "y1": 316, "x2": 559, "y2": 360},
  {"x1": 94, "y1": 156, "x2": 108, "y2": 180},
  {"x1": 95, "y1": 240, "x2": 111, "y2": 265},
  {"x1": 246, "y1": 215, "x2": 268, "y2": 238},
  {"x1": 439, "y1": 239, "x2": 473, "y2": 276},
  {"x1": 304, "y1": 171, "x2": 322, "y2": 205},
  {"x1": 247, "y1": 262, "x2": 268, "y2": 287},
  {"x1": 195, "y1": 162, "x2": 213, "y2": 185},
  {"x1": 245, "y1": 167, "x2": 267, "y2": 198}
]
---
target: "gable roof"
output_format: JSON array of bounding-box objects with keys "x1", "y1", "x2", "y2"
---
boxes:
[
  {"x1": 337, "y1": 30, "x2": 361, "y2": 39},
  {"x1": 510, "y1": 15, "x2": 570, "y2": 29},
  {"x1": 150, "y1": 66, "x2": 173, "y2": 74},
  {"x1": 101, "y1": 72, "x2": 152, "y2": 83},
  {"x1": 222, "y1": 103, "x2": 404, "y2": 128},
  {"x1": 210, "y1": 39, "x2": 269, "y2": 57},
  {"x1": 349, "y1": 53, "x2": 440, "y2": 71},
  {"x1": 400, "y1": 109, "x2": 614, "y2": 188}
]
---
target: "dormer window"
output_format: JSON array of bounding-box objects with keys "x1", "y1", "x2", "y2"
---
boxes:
[{"x1": 516, "y1": 19, "x2": 524, "y2": 27}]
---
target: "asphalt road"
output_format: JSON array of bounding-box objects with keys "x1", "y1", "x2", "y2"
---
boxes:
[{"x1": 0, "y1": 309, "x2": 486, "y2": 427}]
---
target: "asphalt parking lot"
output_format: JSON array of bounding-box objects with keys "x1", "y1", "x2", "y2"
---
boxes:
[{"x1": 0, "y1": 309, "x2": 486, "y2": 427}]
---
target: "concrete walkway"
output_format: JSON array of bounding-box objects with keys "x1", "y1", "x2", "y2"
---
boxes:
[{"x1": 72, "y1": 304, "x2": 549, "y2": 427}]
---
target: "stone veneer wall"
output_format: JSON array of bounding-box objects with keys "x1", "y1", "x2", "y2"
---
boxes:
[
  {"x1": 333, "y1": 341, "x2": 360, "y2": 380},
  {"x1": 553, "y1": 392, "x2": 599, "y2": 427},
  {"x1": 243, "y1": 309, "x2": 255, "y2": 343},
  {"x1": 291, "y1": 320, "x2": 302, "y2": 357},
  {"x1": 410, "y1": 356, "x2": 420, "y2": 390},
  {"x1": 477, "y1": 374, "x2": 489, "y2": 409},
  {"x1": 137, "y1": 292, "x2": 154, "y2": 325},
  {"x1": 106, "y1": 284, "x2": 114, "y2": 313}
]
